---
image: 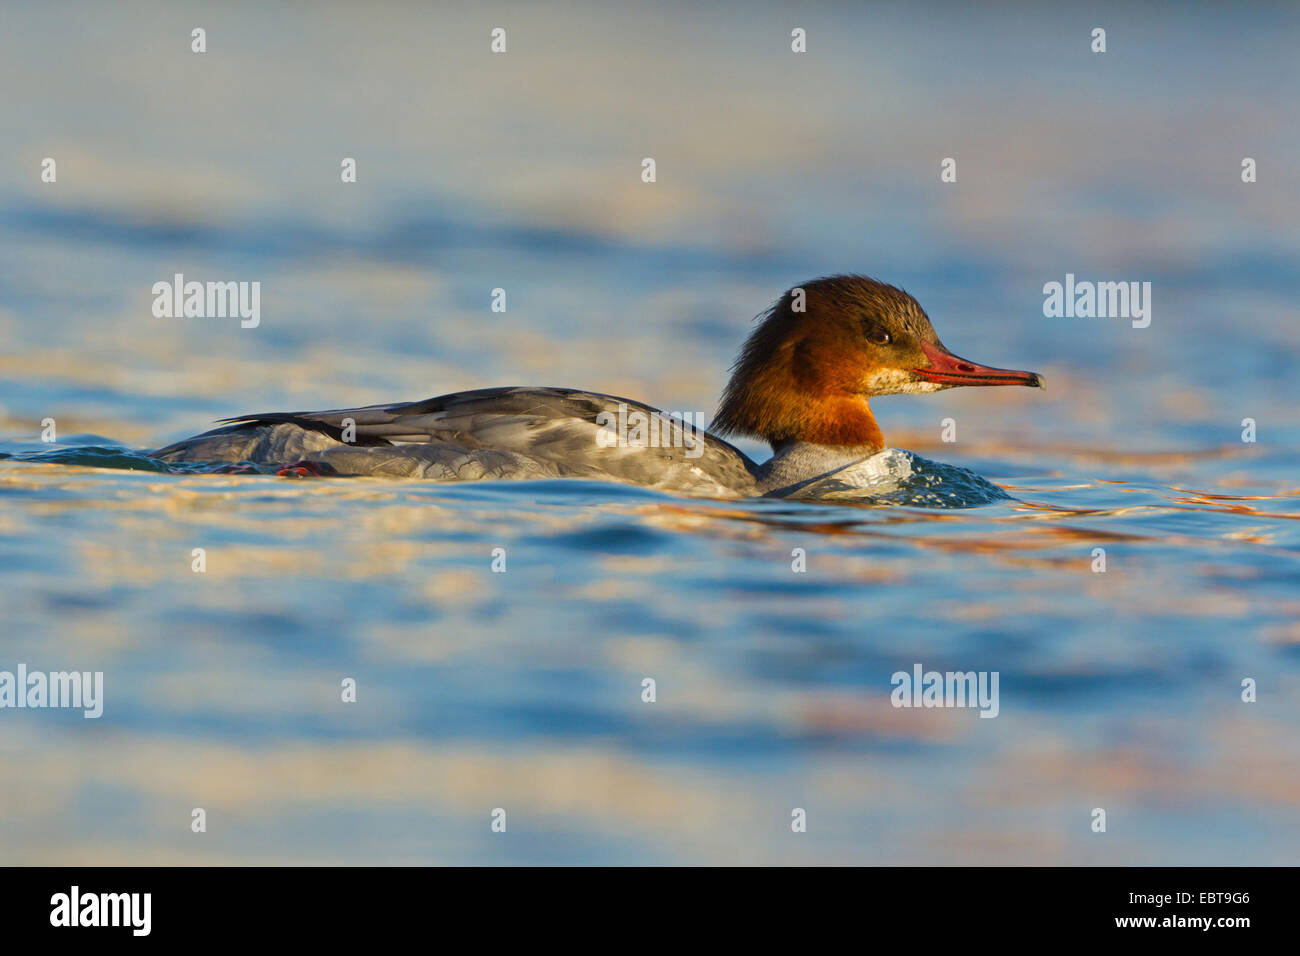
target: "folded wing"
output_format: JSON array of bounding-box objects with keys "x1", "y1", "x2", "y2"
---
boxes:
[{"x1": 151, "y1": 387, "x2": 759, "y2": 495}]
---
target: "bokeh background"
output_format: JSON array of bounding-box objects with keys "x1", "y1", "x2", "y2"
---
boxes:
[{"x1": 1, "y1": 1, "x2": 1297, "y2": 864}]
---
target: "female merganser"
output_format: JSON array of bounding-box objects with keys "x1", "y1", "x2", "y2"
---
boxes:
[{"x1": 150, "y1": 275, "x2": 1043, "y2": 498}]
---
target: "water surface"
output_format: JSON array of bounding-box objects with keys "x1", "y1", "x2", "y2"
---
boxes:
[{"x1": 1, "y1": 1, "x2": 1298, "y2": 865}]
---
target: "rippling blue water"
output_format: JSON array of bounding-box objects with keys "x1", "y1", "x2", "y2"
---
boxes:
[{"x1": 1, "y1": 1, "x2": 1298, "y2": 865}]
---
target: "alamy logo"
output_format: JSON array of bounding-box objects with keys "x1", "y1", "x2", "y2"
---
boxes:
[
  {"x1": 595, "y1": 403, "x2": 706, "y2": 459},
  {"x1": 0, "y1": 664, "x2": 103, "y2": 718},
  {"x1": 890, "y1": 663, "x2": 999, "y2": 718},
  {"x1": 50, "y1": 886, "x2": 150, "y2": 936},
  {"x1": 1043, "y1": 273, "x2": 1151, "y2": 328},
  {"x1": 152, "y1": 273, "x2": 261, "y2": 328}
]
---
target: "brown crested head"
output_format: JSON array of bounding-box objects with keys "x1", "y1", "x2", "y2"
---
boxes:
[{"x1": 711, "y1": 275, "x2": 1042, "y2": 450}]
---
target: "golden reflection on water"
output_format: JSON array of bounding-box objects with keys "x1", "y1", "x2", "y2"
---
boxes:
[{"x1": 4, "y1": 442, "x2": 1300, "y2": 864}]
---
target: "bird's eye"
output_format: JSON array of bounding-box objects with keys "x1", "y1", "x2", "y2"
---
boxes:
[{"x1": 866, "y1": 327, "x2": 891, "y2": 346}]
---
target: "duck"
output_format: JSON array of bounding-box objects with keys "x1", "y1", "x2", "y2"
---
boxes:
[{"x1": 149, "y1": 275, "x2": 1043, "y2": 498}]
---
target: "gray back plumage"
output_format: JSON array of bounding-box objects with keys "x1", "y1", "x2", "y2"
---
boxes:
[{"x1": 151, "y1": 387, "x2": 760, "y2": 495}]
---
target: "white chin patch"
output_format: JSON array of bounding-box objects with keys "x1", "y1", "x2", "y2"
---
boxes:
[{"x1": 862, "y1": 368, "x2": 948, "y2": 395}]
